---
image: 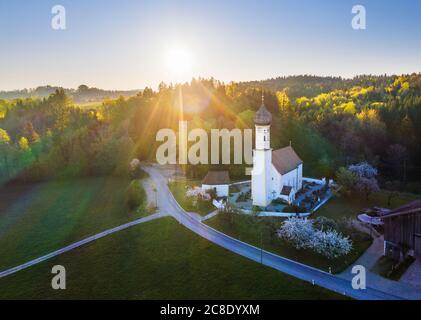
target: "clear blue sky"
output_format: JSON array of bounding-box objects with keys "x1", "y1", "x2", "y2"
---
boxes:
[{"x1": 0, "y1": 0, "x2": 420, "y2": 90}]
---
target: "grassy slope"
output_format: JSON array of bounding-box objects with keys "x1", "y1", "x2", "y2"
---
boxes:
[
  {"x1": 168, "y1": 180, "x2": 215, "y2": 216},
  {"x1": 0, "y1": 217, "x2": 343, "y2": 299},
  {"x1": 0, "y1": 177, "x2": 137, "y2": 270}
]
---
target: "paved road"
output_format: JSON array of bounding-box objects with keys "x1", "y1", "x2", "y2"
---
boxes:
[
  {"x1": 144, "y1": 166, "x2": 403, "y2": 300},
  {"x1": 0, "y1": 212, "x2": 165, "y2": 279}
]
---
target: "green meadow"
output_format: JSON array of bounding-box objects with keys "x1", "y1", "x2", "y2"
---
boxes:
[
  {"x1": 0, "y1": 217, "x2": 342, "y2": 299},
  {"x1": 0, "y1": 177, "x2": 135, "y2": 270}
]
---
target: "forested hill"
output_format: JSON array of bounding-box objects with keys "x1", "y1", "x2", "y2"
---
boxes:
[
  {"x1": 1, "y1": 74, "x2": 421, "y2": 193},
  {"x1": 239, "y1": 74, "x2": 419, "y2": 99},
  {"x1": 0, "y1": 85, "x2": 140, "y2": 103}
]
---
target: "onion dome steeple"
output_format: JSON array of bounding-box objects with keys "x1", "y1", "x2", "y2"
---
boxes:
[{"x1": 254, "y1": 93, "x2": 272, "y2": 126}]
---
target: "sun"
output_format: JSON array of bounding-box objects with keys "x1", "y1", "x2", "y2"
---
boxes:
[{"x1": 165, "y1": 47, "x2": 193, "y2": 81}]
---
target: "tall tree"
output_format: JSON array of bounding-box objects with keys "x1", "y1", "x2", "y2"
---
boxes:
[{"x1": 0, "y1": 128, "x2": 12, "y2": 178}]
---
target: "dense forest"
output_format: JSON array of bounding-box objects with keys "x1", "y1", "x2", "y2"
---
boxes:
[{"x1": 1, "y1": 74, "x2": 421, "y2": 193}]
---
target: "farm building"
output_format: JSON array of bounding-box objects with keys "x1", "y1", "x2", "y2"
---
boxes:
[{"x1": 382, "y1": 199, "x2": 421, "y2": 261}]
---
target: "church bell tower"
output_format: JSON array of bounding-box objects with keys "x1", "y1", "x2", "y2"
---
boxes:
[{"x1": 251, "y1": 95, "x2": 272, "y2": 207}]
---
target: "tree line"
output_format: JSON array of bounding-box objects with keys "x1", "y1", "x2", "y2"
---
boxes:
[{"x1": 1, "y1": 74, "x2": 421, "y2": 193}]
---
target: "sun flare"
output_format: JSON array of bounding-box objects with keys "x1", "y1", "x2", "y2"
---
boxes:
[{"x1": 165, "y1": 47, "x2": 193, "y2": 79}]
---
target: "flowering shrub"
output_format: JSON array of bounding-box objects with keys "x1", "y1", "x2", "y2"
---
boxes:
[
  {"x1": 186, "y1": 187, "x2": 211, "y2": 201},
  {"x1": 348, "y1": 162, "x2": 380, "y2": 200},
  {"x1": 276, "y1": 217, "x2": 314, "y2": 249},
  {"x1": 337, "y1": 162, "x2": 380, "y2": 200},
  {"x1": 348, "y1": 162, "x2": 378, "y2": 178},
  {"x1": 313, "y1": 229, "x2": 353, "y2": 259},
  {"x1": 277, "y1": 217, "x2": 352, "y2": 259}
]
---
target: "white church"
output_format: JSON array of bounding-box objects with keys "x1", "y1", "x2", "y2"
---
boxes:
[{"x1": 251, "y1": 97, "x2": 303, "y2": 207}]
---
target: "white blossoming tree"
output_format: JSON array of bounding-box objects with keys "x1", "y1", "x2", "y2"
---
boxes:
[
  {"x1": 277, "y1": 217, "x2": 352, "y2": 259},
  {"x1": 348, "y1": 162, "x2": 380, "y2": 200},
  {"x1": 277, "y1": 217, "x2": 314, "y2": 249},
  {"x1": 348, "y1": 162, "x2": 378, "y2": 178},
  {"x1": 313, "y1": 229, "x2": 352, "y2": 259}
]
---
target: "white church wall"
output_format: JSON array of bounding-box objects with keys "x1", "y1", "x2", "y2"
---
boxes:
[
  {"x1": 270, "y1": 164, "x2": 282, "y2": 200},
  {"x1": 279, "y1": 165, "x2": 304, "y2": 192},
  {"x1": 298, "y1": 164, "x2": 303, "y2": 190},
  {"x1": 281, "y1": 169, "x2": 297, "y2": 190},
  {"x1": 269, "y1": 164, "x2": 304, "y2": 202},
  {"x1": 252, "y1": 148, "x2": 272, "y2": 206}
]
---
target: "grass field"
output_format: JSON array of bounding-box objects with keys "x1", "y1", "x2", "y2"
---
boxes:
[
  {"x1": 0, "y1": 217, "x2": 343, "y2": 299},
  {"x1": 0, "y1": 177, "x2": 140, "y2": 271},
  {"x1": 371, "y1": 256, "x2": 415, "y2": 281},
  {"x1": 316, "y1": 190, "x2": 419, "y2": 221},
  {"x1": 168, "y1": 180, "x2": 215, "y2": 216}
]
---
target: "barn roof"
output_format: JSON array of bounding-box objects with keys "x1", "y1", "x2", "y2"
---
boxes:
[
  {"x1": 202, "y1": 171, "x2": 231, "y2": 185},
  {"x1": 382, "y1": 199, "x2": 421, "y2": 219},
  {"x1": 272, "y1": 146, "x2": 303, "y2": 175}
]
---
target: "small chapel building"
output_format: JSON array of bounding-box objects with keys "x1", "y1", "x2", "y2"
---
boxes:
[
  {"x1": 251, "y1": 97, "x2": 303, "y2": 207},
  {"x1": 201, "y1": 170, "x2": 231, "y2": 198}
]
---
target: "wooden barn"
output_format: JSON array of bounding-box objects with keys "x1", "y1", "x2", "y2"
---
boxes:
[{"x1": 382, "y1": 199, "x2": 421, "y2": 261}]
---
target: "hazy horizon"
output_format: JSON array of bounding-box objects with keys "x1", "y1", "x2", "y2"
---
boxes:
[{"x1": 3, "y1": 71, "x2": 421, "y2": 93}]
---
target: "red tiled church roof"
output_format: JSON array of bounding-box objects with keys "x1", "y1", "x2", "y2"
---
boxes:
[{"x1": 272, "y1": 146, "x2": 303, "y2": 175}]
